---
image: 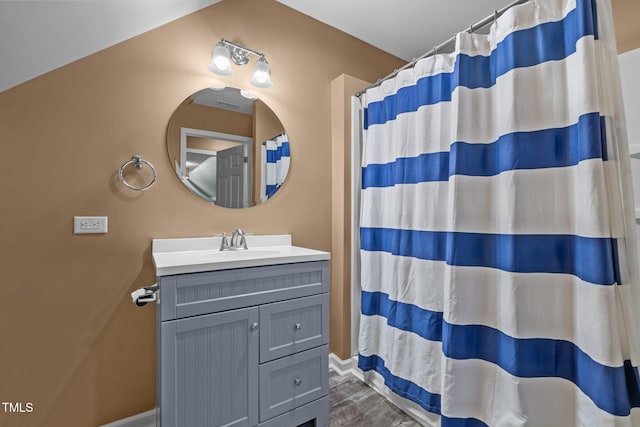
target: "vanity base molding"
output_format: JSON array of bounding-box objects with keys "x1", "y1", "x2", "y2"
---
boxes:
[{"x1": 257, "y1": 395, "x2": 329, "y2": 427}]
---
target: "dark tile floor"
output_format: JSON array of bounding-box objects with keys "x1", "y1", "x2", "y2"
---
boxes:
[{"x1": 329, "y1": 371, "x2": 421, "y2": 427}]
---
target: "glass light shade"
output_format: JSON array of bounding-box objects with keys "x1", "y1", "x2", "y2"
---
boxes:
[
  {"x1": 208, "y1": 43, "x2": 233, "y2": 76},
  {"x1": 250, "y1": 57, "x2": 272, "y2": 88},
  {"x1": 240, "y1": 89, "x2": 257, "y2": 99}
]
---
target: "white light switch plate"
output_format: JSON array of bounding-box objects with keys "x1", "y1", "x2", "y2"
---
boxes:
[{"x1": 74, "y1": 216, "x2": 108, "y2": 234}]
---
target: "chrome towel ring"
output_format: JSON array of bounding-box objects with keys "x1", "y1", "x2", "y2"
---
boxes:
[{"x1": 118, "y1": 155, "x2": 157, "y2": 191}]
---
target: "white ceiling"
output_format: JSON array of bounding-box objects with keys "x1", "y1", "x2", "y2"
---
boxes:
[
  {"x1": 192, "y1": 86, "x2": 256, "y2": 115},
  {"x1": 0, "y1": 0, "x2": 515, "y2": 93},
  {"x1": 0, "y1": 0, "x2": 223, "y2": 93},
  {"x1": 275, "y1": 0, "x2": 516, "y2": 62}
]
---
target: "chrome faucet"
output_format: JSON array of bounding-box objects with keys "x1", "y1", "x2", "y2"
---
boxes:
[
  {"x1": 216, "y1": 229, "x2": 249, "y2": 251},
  {"x1": 230, "y1": 229, "x2": 248, "y2": 250}
]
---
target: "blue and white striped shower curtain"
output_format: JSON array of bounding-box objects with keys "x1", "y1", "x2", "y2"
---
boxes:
[
  {"x1": 261, "y1": 133, "x2": 290, "y2": 201},
  {"x1": 358, "y1": 0, "x2": 640, "y2": 425}
]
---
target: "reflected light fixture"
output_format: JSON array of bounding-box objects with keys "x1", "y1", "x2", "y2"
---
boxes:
[
  {"x1": 240, "y1": 89, "x2": 258, "y2": 99},
  {"x1": 208, "y1": 38, "x2": 272, "y2": 88}
]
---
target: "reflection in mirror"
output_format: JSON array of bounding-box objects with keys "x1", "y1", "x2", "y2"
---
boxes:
[{"x1": 166, "y1": 87, "x2": 289, "y2": 208}]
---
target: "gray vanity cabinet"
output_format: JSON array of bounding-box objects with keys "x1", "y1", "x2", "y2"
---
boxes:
[{"x1": 156, "y1": 261, "x2": 330, "y2": 427}]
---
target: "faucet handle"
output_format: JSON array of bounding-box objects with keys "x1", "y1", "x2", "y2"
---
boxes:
[
  {"x1": 214, "y1": 233, "x2": 230, "y2": 250},
  {"x1": 242, "y1": 233, "x2": 253, "y2": 248},
  {"x1": 238, "y1": 234, "x2": 249, "y2": 250}
]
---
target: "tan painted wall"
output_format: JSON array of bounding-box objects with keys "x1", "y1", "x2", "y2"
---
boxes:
[
  {"x1": 186, "y1": 136, "x2": 240, "y2": 152},
  {"x1": 0, "y1": 0, "x2": 403, "y2": 425},
  {"x1": 613, "y1": 0, "x2": 640, "y2": 53}
]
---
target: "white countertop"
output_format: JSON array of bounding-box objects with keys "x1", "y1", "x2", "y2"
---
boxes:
[{"x1": 152, "y1": 234, "x2": 330, "y2": 276}]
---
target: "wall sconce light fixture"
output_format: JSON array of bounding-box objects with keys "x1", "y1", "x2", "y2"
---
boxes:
[{"x1": 208, "y1": 38, "x2": 272, "y2": 88}]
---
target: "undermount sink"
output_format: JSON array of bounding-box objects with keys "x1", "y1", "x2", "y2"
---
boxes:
[{"x1": 152, "y1": 234, "x2": 330, "y2": 276}]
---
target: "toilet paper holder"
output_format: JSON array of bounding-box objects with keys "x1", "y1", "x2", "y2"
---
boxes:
[{"x1": 132, "y1": 283, "x2": 159, "y2": 306}]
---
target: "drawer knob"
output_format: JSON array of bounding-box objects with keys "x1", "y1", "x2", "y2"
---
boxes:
[
  {"x1": 294, "y1": 378, "x2": 302, "y2": 386},
  {"x1": 250, "y1": 323, "x2": 259, "y2": 331},
  {"x1": 294, "y1": 323, "x2": 301, "y2": 331}
]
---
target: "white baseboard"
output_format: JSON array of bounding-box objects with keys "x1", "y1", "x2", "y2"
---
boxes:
[
  {"x1": 100, "y1": 409, "x2": 155, "y2": 427},
  {"x1": 328, "y1": 352, "x2": 355, "y2": 376},
  {"x1": 359, "y1": 368, "x2": 440, "y2": 427},
  {"x1": 335, "y1": 355, "x2": 439, "y2": 427}
]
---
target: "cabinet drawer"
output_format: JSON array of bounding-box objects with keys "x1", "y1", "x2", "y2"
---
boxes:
[
  {"x1": 260, "y1": 294, "x2": 329, "y2": 362},
  {"x1": 259, "y1": 345, "x2": 328, "y2": 422},
  {"x1": 159, "y1": 261, "x2": 329, "y2": 321}
]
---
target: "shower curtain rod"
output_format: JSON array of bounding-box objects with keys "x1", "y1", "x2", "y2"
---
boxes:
[
  {"x1": 262, "y1": 132, "x2": 285, "y2": 144},
  {"x1": 355, "y1": 0, "x2": 530, "y2": 97}
]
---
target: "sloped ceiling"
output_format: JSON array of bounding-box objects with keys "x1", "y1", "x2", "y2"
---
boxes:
[
  {"x1": 1, "y1": 0, "x2": 637, "y2": 94},
  {"x1": 275, "y1": 0, "x2": 515, "y2": 62},
  {"x1": 0, "y1": 0, "x2": 223, "y2": 93}
]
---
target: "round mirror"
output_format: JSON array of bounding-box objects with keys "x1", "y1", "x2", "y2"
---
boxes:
[{"x1": 166, "y1": 87, "x2": 289, "y2": 208}]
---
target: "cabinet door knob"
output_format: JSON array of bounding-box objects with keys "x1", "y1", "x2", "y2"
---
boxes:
[
  {"x1": 250, "y1": 323, "x2": 259, "y2": 331},
  {"x1": 294, "y1": 323, "x2": 301, "y2": 331},
  {"x1": 294, "y1": 378, "x2": 302, "y2": 386}
]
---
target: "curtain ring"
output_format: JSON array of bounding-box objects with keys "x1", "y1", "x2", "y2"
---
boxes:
[
  {"x1": 118, "y1": 155, "x2": 157, "y2": 191},
  {"x1": 432, "y1": 45, "x2": 437, "y2": 57}
]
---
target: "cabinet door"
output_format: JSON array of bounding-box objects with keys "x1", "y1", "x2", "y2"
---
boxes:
[{"x1": 160, "y1": 307, "x2": 259, "y2": 427}]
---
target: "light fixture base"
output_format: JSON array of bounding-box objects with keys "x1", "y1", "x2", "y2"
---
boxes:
[{"x1": 230, "y1": 47, "x2": 250, "y2": 66}]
